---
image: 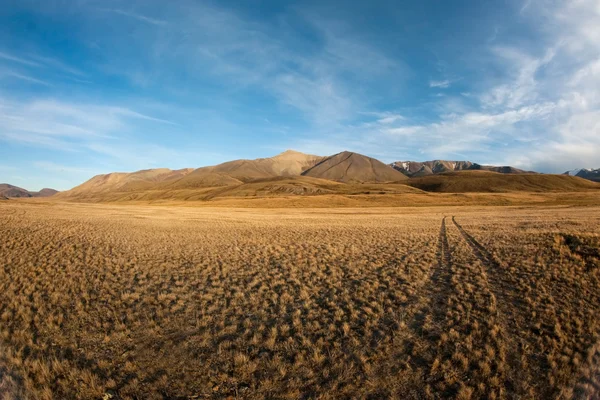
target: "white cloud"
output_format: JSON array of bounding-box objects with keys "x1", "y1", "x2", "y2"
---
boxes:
[
  {"x1": 429, "y1": 80, "x2": 451, "y2": 88},
  {"x1": 0, "y1": 97, "x2": 176, "y2": 157},
  {"x1": 377, "y1": 114, "x2": 404, "y2": 124}
]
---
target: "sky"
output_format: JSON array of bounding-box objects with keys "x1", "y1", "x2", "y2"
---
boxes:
[{"x1": 0, "y1": 0, "x2": 599, "y2": 190}]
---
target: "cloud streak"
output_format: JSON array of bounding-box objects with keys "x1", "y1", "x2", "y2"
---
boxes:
[
  {"x1": 105, "y1": 9, "x2": 168, "y2": 26},
  {"x1": 429, "y1": 79, "x2": 451, "y2": 88},
  {"x1": 0, "y1": 51, "x2": 42, "y2": 67}
]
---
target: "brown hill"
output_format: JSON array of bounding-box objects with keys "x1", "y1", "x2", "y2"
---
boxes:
[
  {"x1": 0, "y1": 184, "x2": 32, "y2": 198},
  {"x1": 34, "y1": 188, "x2": 59, "y2": 197},
  {"x1": 0, "y1": 184, "x2": 59, "y2": 198},
  {"x1": 303, "y1": 151, "x2": 408, "y2": 183},
  {"x1": 54, "y1": 175, "x2": 421, "y2": 203},
  {"x1": 158, "y1": 170, "x2": 243, "y2": 190},
  {"x1": 205, "y1": 150, "x2": 324, "y2": 182},
  {"x1": 56, "y1": 168, "x2": 194, "y2": 199},
  {"x1": 406, "y1": 171, "x2": 600, "y2": 193},
  {"x1": 58, "y1": 150, "x2": 325, "y2": 200},
  {"x1": 469, "y1": 164, "x2": 528, "y2": 174}
]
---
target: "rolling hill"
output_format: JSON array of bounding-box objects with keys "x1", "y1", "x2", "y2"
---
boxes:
[
  {"x1": 0, "y1": 184, "x2": 58, "y2": 198},
  {"x1": 406, "y1": 171, "x2": 600, "y2": 193},
  {"x1": 303, "y1": 151, "x2": 408, "y2": 183},
  {"x1": 205, "y1": 150, "x2": 325, "y2": 182},
  {"x1": 391, "y1": 160, "x2": 528, "y2": 177},
  {"x1": 52, "y1": 150, "x2": 600, "y2": 203},
  {"x1": 58, "y1": 168, "x2": 195, "y2": 199},
  {"x1": 56, "y1": 150, "x2": 417, "y2": 202}
]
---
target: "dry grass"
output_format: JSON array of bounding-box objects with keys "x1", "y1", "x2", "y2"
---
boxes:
[
  {"x1": 1, "y1": 201, "x2": 600, "y2": 399},
  {"x1": 406, "y1": 171, "x2": 600, "y2": 193}
]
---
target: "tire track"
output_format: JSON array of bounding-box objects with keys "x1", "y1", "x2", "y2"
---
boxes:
[
  {"x1": 428, "y1": 216, "x2": 453, "y2": 327},
  {"x1": 423, "y1": 217, "x2": 453, "y2": 331},
  {"x1": 404, "y1": 217, "x2": 455, "y2": 388},
  {"x1": 451, "y1": 216, "x2": 548, "y2": 398}
]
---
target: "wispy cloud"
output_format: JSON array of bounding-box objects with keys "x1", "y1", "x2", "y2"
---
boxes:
[
  {"x1": 0, "y1": 97, "x2": 175, "y2": 155},
  {"x1": 105, "y1": 9, "x2": 167, "y2": 26},
  {"x1": 92, "y1": 2, "x2": 403, "y2": 128},
  {"x1": 28, "y1": 54, "x2": 86, "y2": 76},
  {"x1": 0, "y1": 51, "x2": 42, "y2": 67},
  {"x1": 0, "y1": 67, "x2": 52, "y2": 86},
  {"x1": 429, "y1": 79, "x2": 452, "y2": 88}
]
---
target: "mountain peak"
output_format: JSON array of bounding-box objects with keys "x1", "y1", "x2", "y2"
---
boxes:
[
  {"x1": 391, "y1": 160, "x2": 528, "y2": 177},
  {"x1": 274, "y1": 149, "x2": 311, "y2": 157},
  {"x1": 564, "y1": 168, "x2": 600, "y2": 182},
  {"x1": 303, "y1": 151, "x2": 407, "y2": 182}
]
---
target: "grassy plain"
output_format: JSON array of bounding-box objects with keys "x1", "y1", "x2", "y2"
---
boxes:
[{"x1": 1, "y1": 200, "x2": 600, "y2": 399}]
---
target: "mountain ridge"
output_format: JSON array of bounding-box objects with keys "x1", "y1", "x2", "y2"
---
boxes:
[
  {"x1": 302, "y1": 151, "x2": 407, "y2": 183},
  {"x1": 0, "y1": 184, "x2": 59, "y2": 198},
  {"x1": 391, "y1": 160, "x2": 530, "y2": 177},
  {"x1": 52, "y1": 150, "x2": 600, "y2": 202},
  {"x1": 564, "y1": 168, "x2": 600, "y2": 182}
]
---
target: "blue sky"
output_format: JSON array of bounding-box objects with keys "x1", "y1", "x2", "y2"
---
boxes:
[{"x1": 1, "y1": 0, "x2": 599, "y2": 190}]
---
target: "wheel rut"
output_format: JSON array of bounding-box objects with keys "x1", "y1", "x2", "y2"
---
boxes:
[
  {"x1": 451, "y1": 216, "x2": 548, "y2": 398},
  {"x1": 404, "y1": 218, "x2": 455, "y2": 384},
  {"x1": 427, "y1": 217, "x2": 454, "y2": 330}
]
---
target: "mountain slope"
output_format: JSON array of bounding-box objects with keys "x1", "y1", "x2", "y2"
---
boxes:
[
  {"x1": 391, "y1": 160, "x2": 528, "y2": 177},
  {"x1": 35, "y1": 188, "x2": 59, "y2": 197},
  {"x1": 56, "y1": 168, "x2": 195, "y2": 199},
  {"x1": 303, "y1": 151, "x2": 408, "y2": 183},
  {"x1": 205, "y1": 150, "x2": 324, "y2": 182},
  {"x1": 0, "y1": 184, "x2": 59, "y2": 198},
  {"x1": 0, "y1": 184, "x2": 31, "y2": 198},
  {"x1": 564, "y1": 168, "x2": 600, "y2": 182},
  {"x1": 406, "y1": 171, "x2": 600, "y2": 193},
  {"x1": 57, "y1": 151, "x2": 325, "y2": 199}
]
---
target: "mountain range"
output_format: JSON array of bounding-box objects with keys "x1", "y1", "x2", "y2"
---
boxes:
[
  {"x1": 390, "y1": 160, "x2": 530, "y2": 177},
  {"x1": 0, "y1": 184, "x2": 58, "y2": 199},
  {"x1": 50, "y1": 150, "x2": 599, "y2": 202},
  {"x1": 2, "y1": 151, "x2": 598, "y2": 203},
  {"x1": 564, "y1": 168, "x2": 600, "y2": 182}
]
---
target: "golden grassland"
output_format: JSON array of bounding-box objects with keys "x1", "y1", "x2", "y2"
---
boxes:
[
  {"x1": 1, "y1": 201, "x2": 600, "y2": 399},
  {"x1": 49, "y1": 188, "x2": 600, "y2": 208}
]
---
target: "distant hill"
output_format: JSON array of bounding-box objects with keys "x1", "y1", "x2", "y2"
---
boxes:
[
  {"x1": 0, "y1": 184, "x2": 31, "y2": 198},
  {"x1": 303, "y1": 151, "x2": 408, "y2": 183},
  {"x1": 206, "y1": 150, "x2": 325, "y2": 182},
  {"x1": 59, "y1": 168, "x2": 195, "y2": 199},
  {"x1": 391, "y1": 160, "x2": 528, "y2": 177},
  {"x1": 56, "y1": 150, "x2": 414, "y2": 201},
  {"x1": 36, "y1": 188, "x2": 59, "y2": 197},
  {"x1": 52, "y1": 151, "x2": 600, "y2": 203},
  {"x1": 564, "y1": 168, "x2": 600, "y2": 182},
  {"x1": 406, "y1": 171, "x2": 600, "y2": 192},
  {"x1": 0, "y1": 184, "x2": 59, "y2": 198}
]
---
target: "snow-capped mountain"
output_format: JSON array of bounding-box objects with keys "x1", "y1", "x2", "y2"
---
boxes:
[
  {"x1": 563, "y1": 168, "x2": 600, "y2": 182},
  {"x1": 390, "y1": 160, "x2": 527, "y2": 177}
]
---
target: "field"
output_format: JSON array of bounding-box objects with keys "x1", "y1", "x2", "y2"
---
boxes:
[{"x1": 1, "y1": 201, "x2": 600, "y2": 399}]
